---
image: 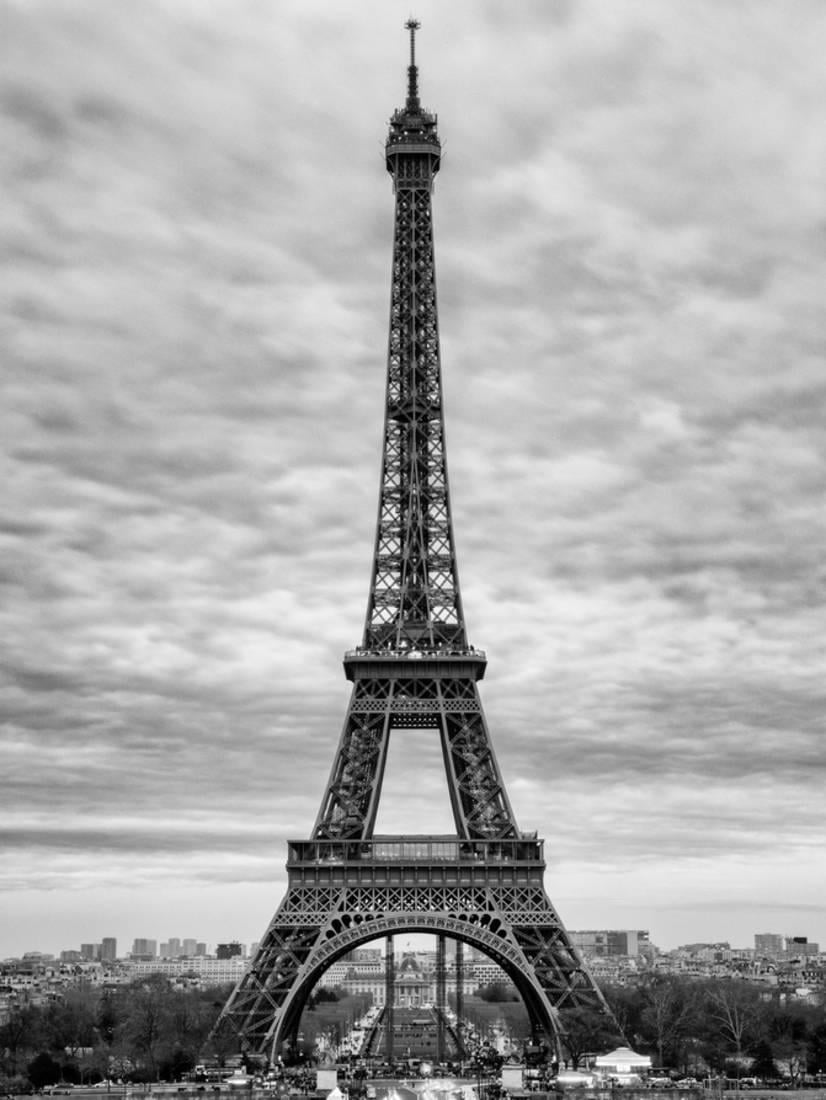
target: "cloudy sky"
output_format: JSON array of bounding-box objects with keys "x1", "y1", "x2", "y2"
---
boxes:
[{"x1": 2, "y1": 0, "x2": 825, "y2": 963}]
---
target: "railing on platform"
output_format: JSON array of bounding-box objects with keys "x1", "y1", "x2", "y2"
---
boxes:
[
  {"x1": 344, "y1": 645, "x2": 487, "y2": 661},
  {"x1": 287, "y1": 836, "x2": 543, "y2": 866}
]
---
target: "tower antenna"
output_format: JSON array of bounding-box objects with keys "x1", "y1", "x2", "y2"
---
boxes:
[{"x1": 405, "y1": 16, "x2": 421, "y2": 110}]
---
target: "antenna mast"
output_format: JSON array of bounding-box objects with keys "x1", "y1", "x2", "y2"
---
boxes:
[{"x1": 405, "y1": 16, "x2": 421, "y2": 110}]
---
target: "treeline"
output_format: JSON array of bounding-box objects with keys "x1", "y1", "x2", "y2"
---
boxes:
[
  {"x1": 3, "y1": 973, "x2": 825, "y2": 1094},
  {"x1": 0, "y1": 975, "x2": 231, "y2": 1094},
  {"x1": 564, "y1": 975, "x2": 826, "y2": 1079},
  {"x1": 461, "y1": 977, "x2": 826, "y2": 1081},
  {"x1": 0, "y1": 979, "x2": 375, "y2": 1095}
]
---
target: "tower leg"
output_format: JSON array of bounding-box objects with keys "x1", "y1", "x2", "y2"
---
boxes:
[
  {"x1": 385, "y1": 935, "x2": 394, "y2": 1064},
  {"x1": 456, "y1": 940, "x2": 464, "y2": 1058},
  {"x1": 436, "y1": 934, "x2": 446, "y2": 1063}
]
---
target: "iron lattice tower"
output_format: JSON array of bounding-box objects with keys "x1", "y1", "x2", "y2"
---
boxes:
[{"x1": 217, "y1": 21, "x2": 616, "y2": 1062}]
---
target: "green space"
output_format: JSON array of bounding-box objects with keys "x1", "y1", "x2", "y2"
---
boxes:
[{"x1": 1, "y1": 974, "x2": 825, "y2": 1095}]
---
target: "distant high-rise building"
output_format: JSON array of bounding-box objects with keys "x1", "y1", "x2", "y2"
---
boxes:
[
  {"x1": 570, "y1": 930, "x2": 651, "y2": 957},
  {"x1": 167, "y1": 937, "x2": 181, "y2": 958},
  {"x1": 755, "y1": 933, "x2": 784, "y2": 957},
  {"x1": 101, "y1": 937, "x2": 117, "y2": 962},
  {"x1": 131, "y1": 938, "x2": 157, "y2": 958},
  {"x1": 786, "y1": 936, "x2": 819, "y2": 956},
  {"x1": 61, "y1": 949, "x2": 82, "y2": 963},
  {"x1": 216, "y1": 941, "x2": 244, "y2": 960},
  {"x1": 80, "y1": 943, "x2": 100, "y2": 960},
  {"x1": 196, "y1": 942, "x2": 207, "y2": 956},
  {"x1": 182, "y1": 939, "x2": 198, "y2": 957}
]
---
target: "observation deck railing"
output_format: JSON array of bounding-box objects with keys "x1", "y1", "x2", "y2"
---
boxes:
[
  {"x1": 343, "y1": 645, "x2": 486, "y2": 661},
  {"x1": 342, "y1": 645, "x2": 488, "y2": 681},
  {"x1": 287, "y1": 835, "x2": 543, "y2": 866}
]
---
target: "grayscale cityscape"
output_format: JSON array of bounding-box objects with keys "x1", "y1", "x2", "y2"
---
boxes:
[
  {"x1": 3, "y1": 4, "x2": 823, "y2": 1100},
  {"x1": 3, "y1": 930, "x2": 823, "y2": 998}
]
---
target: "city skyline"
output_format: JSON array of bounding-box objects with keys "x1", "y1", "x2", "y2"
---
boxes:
[
  {"x1": 4, "y1": 926, "x2": 821, "y2": 966},
  {"x1": 3, "y1": 3, "x2": 825, "y2": 959}
]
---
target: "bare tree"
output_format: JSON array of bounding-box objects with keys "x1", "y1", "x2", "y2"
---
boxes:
[
  {"x1": 119, "y1": 975, "x2": 174, "y2": 1081},
  {"x1": 705, "y1": 981, "x2": 762, "y2": 1060},
  {"x1": 640, "y1": 976, "x2": 698, "y2": 1068}
]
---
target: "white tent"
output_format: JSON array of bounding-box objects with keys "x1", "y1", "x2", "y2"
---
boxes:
[{"x1": 594, "y1": 1047, "x2": 652, "y2": 1076}]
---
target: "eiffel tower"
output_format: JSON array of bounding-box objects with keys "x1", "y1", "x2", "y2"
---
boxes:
[{"x1": 217, "y1": 20, "x2": 616, "y2": 1064}]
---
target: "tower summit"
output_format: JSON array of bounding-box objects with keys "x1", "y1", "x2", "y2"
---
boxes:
[
  {"x1": 386, "y1": 21, "x2": 440, "y2": 182},
  {"x1": 214, "y1": 21, "x2": 618, "y2": 1064},
  {"x1": 405, "y1": 17, "x2": 421, "y2": 110}
]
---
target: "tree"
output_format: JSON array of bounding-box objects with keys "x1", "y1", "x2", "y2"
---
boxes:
[
  {"x1": 27, "y1": 1052, "x2": 62, "y2": 1090},
  {"x1": 118, "y1": 975, "x2": 175, "y2": 1081},
  {"x1": 478, "y1": 983, "x2": 517, "y2": 1003},
  {"x1": 769, "y1": 1006, "x2": 813, "y2": 1087},
  {"x1": 0, "y1": 1004, "x2": 44, "y2": 1076},
  {"x1": 166, "y1": 988, "x2": 216, "y2": 1069},
  {"x1": 602, "y1": 982, "x2": 645, "y2": 1050},
  {"x1": 771, "y1": 1035, "x2": 808, "y2": 1087},
  {"x1": 160, "y1": 1047, "x2": 196, "y2": 1082},
  {"x1": 750, "y1": 1039, "x2": 777, "y2": 1080},
  {"x1": 639, "y1": 976, "x2": 699, "y2": 1069},
  {"x1": 807, "y1": 1021, "x2": 826, "y2": 1075},
  {"x1": 44, "y1": 991, "x2": 98, "y2": 1060},
  {"x1": 706, "y1": 982, "x2": 763, "y2": 1058},
  {"x1": 558, "y1": 1006, "x2": 617, "y2": 1070},
  {"x1": 203, "y1": 1013, "x2": 240, "y2": 1067},
  {"x1": 97, "y1": 986, "x2": 126, "y2": 1049}
]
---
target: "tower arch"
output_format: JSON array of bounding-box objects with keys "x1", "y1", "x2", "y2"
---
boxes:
[{"x1": 269, "y1": 916, "x2": 563, "y2": 1059}]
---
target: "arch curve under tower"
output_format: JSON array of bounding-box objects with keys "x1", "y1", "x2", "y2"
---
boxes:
[{"x1": 272, "y1": 913, "x2": 563, "y2": 1060}]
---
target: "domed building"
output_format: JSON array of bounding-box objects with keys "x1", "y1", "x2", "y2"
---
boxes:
[{"x1": 396, "y1": 951, "x2": 430, "y2": 1007}]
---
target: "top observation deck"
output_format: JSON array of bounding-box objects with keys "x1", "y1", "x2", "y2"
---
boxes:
[
  {"x1": 385, "y1": 18, "x2": 441, "y2": 180},
  {"x1": 343, "y1": 645, "x2": 487, "y2": 681}
]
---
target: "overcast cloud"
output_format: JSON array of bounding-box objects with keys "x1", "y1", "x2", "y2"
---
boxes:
[{"x1": 2, "y1": 0, "x2": 825, "y2": 958}]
